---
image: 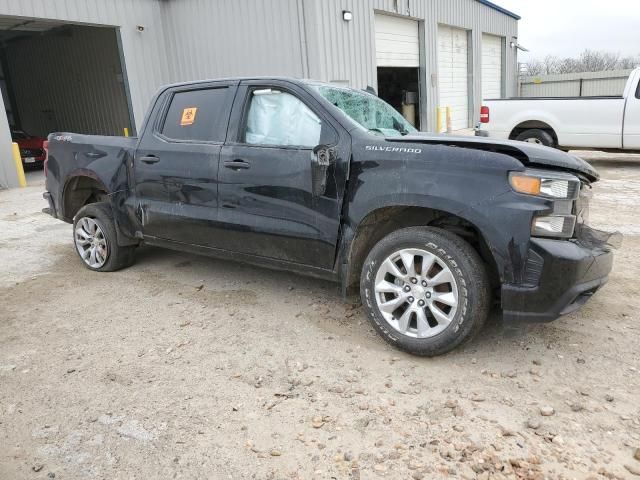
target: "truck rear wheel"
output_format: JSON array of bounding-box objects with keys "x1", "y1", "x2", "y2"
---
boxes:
[
  {"x1": 73, "y1": 203, "x2": 136, "y2": 272},
  {"x1": 360, "y1": 227, "x2": 490, "y2": 356},
  {"x1": 515, "y1": 128, "x2": 555, "y2": 147}
]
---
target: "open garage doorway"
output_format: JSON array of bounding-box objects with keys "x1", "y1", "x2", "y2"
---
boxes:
[
  {"x1": 374, "y1": 14, "x2": 421, "y2": 130},
  {"x1": 0, "y1": 18, "x2": 133, "y2": 170},
  {"x1": 377, "y1": 67, "x2": 420, "y2": 129}
]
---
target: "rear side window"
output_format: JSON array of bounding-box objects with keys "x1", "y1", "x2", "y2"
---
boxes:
[{"x1": 161, "y1": 87, "x2": 230, "y2": 142}]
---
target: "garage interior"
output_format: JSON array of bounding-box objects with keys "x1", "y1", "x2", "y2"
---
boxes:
[{"x1": 0, "y1": 17, "x2": 133, "y2": 141}]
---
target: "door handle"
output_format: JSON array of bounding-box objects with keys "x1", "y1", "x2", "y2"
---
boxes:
[
  {"x1": 140, "y1": 155, "x2": 160, "y2": 164},
  {"x1": 223, "y1": 159, "x2": 251, "y2": 170},
  {"x1": 85, "y1": 151, "x2": 105, "y2": 159}
]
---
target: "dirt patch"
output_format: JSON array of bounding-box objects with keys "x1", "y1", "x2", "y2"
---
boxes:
[{"x1": 1, "y1": 156, "x2": 639, "y2": 479}]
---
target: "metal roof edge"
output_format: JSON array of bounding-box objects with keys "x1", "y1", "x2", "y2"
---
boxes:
[{"x1": 476, "y1": 0, "x2": 521, "y2": 20}]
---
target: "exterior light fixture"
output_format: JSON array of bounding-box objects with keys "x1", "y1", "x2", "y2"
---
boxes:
[{"x1": 342, "y1": 10, "x2": 353, "y2": 22}]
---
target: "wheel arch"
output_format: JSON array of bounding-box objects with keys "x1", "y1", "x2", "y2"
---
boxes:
[
  {"x1": 62, "y1": 171, "x2": 110, "y2": 222},
  {"x1": 509, "y1": 120, "x2": 558, "y2": 145},
  {"x1": 341, "y1": 205, "x2": 500, "y2": 297}
]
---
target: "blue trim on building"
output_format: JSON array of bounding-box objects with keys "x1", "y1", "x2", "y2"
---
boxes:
[{"x1": 476, "y1": 0, "x2": 521, "y2": 20}]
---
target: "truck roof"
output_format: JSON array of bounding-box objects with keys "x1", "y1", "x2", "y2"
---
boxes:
[{"x1": 157, "y1": 76, "x2": 362, "y2": 92}]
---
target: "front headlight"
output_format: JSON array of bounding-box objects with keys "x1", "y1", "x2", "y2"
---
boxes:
[
  {"x1": 509, "y1": 170, "x2": 581, "y2": 238},
  {"x1": 509, "y1": 170, "x2": 580, "y2": 200}
]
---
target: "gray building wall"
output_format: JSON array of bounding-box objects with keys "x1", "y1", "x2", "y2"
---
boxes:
[
  {"x1": 0, "y1": 0, "x2": 518, "y2": 187},
  {"x1": 160, "y1": 0, "x2": 309, "y2": 83},
  {"x1": 159, "y1": 0, "x2": 518, "y2": 132},
  {"x1": 0, "y1": 0, "x2": 518, "y2": 133}
]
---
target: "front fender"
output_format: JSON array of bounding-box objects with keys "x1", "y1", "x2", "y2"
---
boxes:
[{"x1": 341, "y1": 143, "x2": 552, "y2": 287}]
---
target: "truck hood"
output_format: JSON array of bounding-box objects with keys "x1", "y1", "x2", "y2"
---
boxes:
[{"x1": 388, "y1": 133, "x2": 599, "y2": 182}]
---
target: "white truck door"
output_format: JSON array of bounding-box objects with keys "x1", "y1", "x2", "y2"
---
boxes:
[{"x1": 623, "y1": 69, "x2": 640, "y2": 149}]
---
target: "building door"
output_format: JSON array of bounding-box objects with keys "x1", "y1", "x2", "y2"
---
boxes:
[
  {"x1": 482, "y1": 33, "x2": 503, "y2": 101},
  {"x1": 438, "y1": 25, "x2": 470, "y2": 131},
  {"x1": 374, "y1": 14, "x2": 421, "y2": 128}
]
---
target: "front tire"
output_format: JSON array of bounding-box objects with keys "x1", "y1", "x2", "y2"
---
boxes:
[
  {"x1": 360, "y1": 227, "x2": 490, "y2": 356},
  {"x1": 515, "y1": 128, "x2": 555, "y2": 148},
  {"x1": 73, "y1": 203, "x2": 136, "y2": 272}
]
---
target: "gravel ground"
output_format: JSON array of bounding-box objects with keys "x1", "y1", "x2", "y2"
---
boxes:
[{"x1": 1, "y1": 154, "x2": 640, "y2": 480}]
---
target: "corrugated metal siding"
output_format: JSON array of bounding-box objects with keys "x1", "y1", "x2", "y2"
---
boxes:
[
  {"x1": 301, "y1": 0, "x2": 518, "y2": 131},
  {"x1": 6, "y1": 25, "x2": 131, "y2": 137},
  {"x1": 160, "y1": 0, "x2": 306, "y2": 84},
  {"x1": 0, "y1": 0, "x2": 517, "y2": 134},
  {"x1": 520, "y1": 70, "x2": 633, "y2": 97},
  {"x1": 0, "y1": 0, "x2": 170, "y2": 130}
]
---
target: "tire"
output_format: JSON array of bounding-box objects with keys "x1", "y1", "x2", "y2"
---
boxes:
[
  {"x1": 360, "y1": 226, "x2": 490, "y2": 356},
  {"x1": 73, "y1": 202, "x2": 136, "y2": 272},
  {"x1": 515, "y1": 128, "x2": 555, "y2": 148}
]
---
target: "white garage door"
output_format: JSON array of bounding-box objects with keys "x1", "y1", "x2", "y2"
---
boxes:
[
  {"x1": 375, "y1": 14, "x2": 420, "y2": 67},
  {"x1": 438, "y1": 25, "x2": 469, "y2": 130},
  {"x1": 482, "y1": 34, "x2": 503, "y2": 100}
]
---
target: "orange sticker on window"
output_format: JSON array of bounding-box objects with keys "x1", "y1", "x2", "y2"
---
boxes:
[{"x1": 180, "y1": 107, "x2": 197, "y2": 126}]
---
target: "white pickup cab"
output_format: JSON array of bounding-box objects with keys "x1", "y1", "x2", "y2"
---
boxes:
[{"x1": 476, "y1": 67, "x2": 640, "y2": 151}]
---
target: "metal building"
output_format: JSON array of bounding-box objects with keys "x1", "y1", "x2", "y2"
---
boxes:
[{"x1": 0, "y1": 0, "x2": 519, "y2": 188}]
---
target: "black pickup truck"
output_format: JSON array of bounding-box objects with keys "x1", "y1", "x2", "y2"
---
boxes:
[{"x1": 43, "y1": 77, "x2": 616, "y2": 356}]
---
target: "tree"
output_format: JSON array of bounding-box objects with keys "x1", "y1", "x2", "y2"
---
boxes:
[{"x1": 523, "y1": 49, "x2": 640, "y2": 76}]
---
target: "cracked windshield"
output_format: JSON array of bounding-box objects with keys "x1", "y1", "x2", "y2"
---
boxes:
[{"x1": 314, "y1": 85, "x2": 417, "y2": 137}]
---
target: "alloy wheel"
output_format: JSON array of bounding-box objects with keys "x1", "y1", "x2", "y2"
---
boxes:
[
  {"x1": 74, "y1": 217, "x2": 109, "y2": 268},
  {"x1": 374, "y1": 248, "x2": 459, "y2": 338}
]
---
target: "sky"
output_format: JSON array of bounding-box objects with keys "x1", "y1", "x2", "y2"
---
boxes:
[{"x1": 492, "y1": 0, "x2": 640, "y2": 61}]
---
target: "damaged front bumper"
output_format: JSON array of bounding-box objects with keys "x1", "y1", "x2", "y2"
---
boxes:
[{"x1": 501, "y1": 225, "x2": 620, "y2": 322}]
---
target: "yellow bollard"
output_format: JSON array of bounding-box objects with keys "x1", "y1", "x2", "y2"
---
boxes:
[
  {"x1": 436, "y1": 107, "x2": 442, "y2": 133},
  {"x1": 12, "y1": 142, "x2": 26, "y2": 188},
  {"x1": 123, "y1": 127, "x2": 129, "y2": 137},
  {"x1": 446, "y1": 106, "x2": 452, "y2": 134}
]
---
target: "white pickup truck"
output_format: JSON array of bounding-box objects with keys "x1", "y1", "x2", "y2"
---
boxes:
[{"x1": 476, "y1": 67, "x2": 640, "y2": 152}]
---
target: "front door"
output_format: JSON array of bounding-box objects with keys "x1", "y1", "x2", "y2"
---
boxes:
[
  {"x1": 216, "y1": 81, "x2": 350, "y2": 269},
  {"x1": 133, "y1": 82, "x2": 237, "y2": 245}
]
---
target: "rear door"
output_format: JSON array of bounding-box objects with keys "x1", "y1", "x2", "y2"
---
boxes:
[
  {"x1": 216, "y1": 80, "x2": 350, "y2": 269},
  {"x1": 133, "y1": 81, "x2": 237, "y2": 245}
]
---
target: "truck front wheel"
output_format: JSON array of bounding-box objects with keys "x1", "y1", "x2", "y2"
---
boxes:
[
  {"x1": 360, "y1": 227, "x2": 490, "y2": 356},
  {"x1": 515, "y1": 128, "x2": 555, "y2": 147},
  {"x1": 73, "y1": 203, "x2": 136, "y2": 272}
]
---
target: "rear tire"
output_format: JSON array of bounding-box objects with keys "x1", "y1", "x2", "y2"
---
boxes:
[
  {"x1": 515, "y1": 128, "x2": 555, "y2": 148},
  {"x1": 73, "y1": 203, "x2": 136, "y2": 272},
  {"x1": 360, "y1": 227, "x2": 490, "y2": 356}
]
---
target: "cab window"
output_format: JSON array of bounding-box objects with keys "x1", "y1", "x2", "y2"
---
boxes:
[{"x1": 244, "y1": 89, "x2": 322, "y2": 148}]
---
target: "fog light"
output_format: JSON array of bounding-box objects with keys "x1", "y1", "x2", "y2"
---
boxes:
[{"x1": 532, "y1": 215, "x2": 576, "y2": 238}]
